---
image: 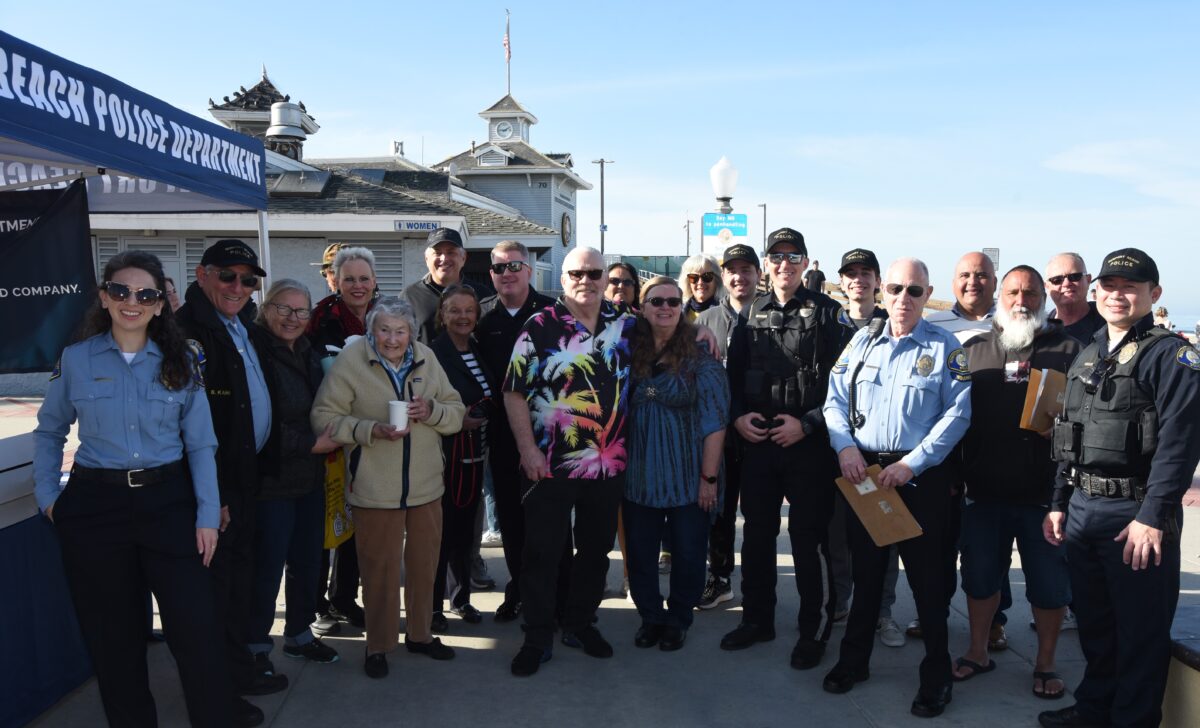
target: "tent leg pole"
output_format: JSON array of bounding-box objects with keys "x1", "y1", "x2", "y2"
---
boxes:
[{"x1": 257, "y1": 210, "x2": 272, "y2": 291}]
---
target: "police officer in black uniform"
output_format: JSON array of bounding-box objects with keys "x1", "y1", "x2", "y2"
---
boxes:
[
  {"x1": 720, "y1": 228, "x2": 854, "y2": 670},
  {"x1": 1041, "y1": 248, "x2": 1200, "y2": 728}
]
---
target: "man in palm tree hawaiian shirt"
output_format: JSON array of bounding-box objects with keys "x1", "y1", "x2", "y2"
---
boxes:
[{"x1": 504, "y1": 246, "x2": 635, "y2": 676}]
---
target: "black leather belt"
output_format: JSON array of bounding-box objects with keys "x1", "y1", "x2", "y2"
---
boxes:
[
  {"x1": 71, "y1": 461, "x2": 184, "y2": 488},
  {"x1": 1071, "y1": 469, "x2": 1147, "y2": 500},
  {"x1": 861, "y1": 451, "x2": 911, "y2": 467}
]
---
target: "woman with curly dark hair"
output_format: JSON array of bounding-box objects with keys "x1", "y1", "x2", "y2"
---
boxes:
[
  {"x1": 624, "y1": 276, "x2": 729, "y2": 652},
  {"x1": 33, "y1": 251, "x2": 237, "y2": 727}
]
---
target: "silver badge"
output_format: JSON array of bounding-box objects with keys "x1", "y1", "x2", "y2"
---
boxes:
[{"x1": 916, "y1": 354, "x2": 934, "y2": 377}]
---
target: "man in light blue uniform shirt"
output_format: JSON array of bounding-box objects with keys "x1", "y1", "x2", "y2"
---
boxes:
[{"x1": 821, "y1": 257, "x2": 971, "y2": 719}]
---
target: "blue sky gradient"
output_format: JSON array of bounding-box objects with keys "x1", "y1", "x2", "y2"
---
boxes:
[{"x1": 6, "y1": 1, "x2": 1198, "y2": 322}]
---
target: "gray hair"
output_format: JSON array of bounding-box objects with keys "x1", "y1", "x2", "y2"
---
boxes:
[
  {"x1": 255, "y1": 278, "x2": 312, "y2": 326},
  {"x1": 678, "y1": 254, "x2": 724, "y2": 303},
  {"x1": 365, "y1": 295, "x2": 417, "y2": 335},
  {"x1": 1048, "y1": 252, "x2": 1088, "y2": 275},
  {"x1": 333, "y1": 246, "x2": 377, "y2": 280},
  {"x1": 886, "y1": 257, "x2": 931, "y2": 284}
]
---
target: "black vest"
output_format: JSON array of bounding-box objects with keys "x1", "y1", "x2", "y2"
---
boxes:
[
  {"x1": 1054, "y1": 326, "x2": 1178, "y2": 477},
  {"x1": 743, "y1": 295, "x2": 827, "y2": 417}
]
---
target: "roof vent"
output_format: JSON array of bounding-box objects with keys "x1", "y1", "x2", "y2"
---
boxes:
[{"x1": 266, "y1": 102, "x2": 308, "y2": 141}]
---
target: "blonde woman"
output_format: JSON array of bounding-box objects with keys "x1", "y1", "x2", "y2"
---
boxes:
[{"x1": 678, "y1": 254, "x2": 724, "y2": 323}]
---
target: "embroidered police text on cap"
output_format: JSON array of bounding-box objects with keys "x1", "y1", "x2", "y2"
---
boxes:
[
  {"x1": 766, "y1": 227, "x2": 807, "y2": 255},
  {"x1": 721, "y1": 243, "x2": 760, "y2": 269},
  {"x1": 1096, "y1": 247, "x2": 1158, "y2": 285}
]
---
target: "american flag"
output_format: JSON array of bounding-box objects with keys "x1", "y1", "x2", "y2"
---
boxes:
[{"x1": 503, "y1": 14, "x2": 511, "y2": 62}]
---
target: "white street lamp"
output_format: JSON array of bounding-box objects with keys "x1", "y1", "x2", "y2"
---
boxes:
[{"x1": 709, "y1": 156, "x2": 739, "y2": 214}]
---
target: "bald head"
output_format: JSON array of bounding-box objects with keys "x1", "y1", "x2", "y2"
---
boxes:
[
  {"x1": 560, "y1": 246, "x2": 606, "y2": 313},
  {"x1": 883, "y1": 257, "x2": 933, "y2": 336},
  {"x1": 952, "y1": 251, "x2": 996, "y2": 319},
  {"x1": 563, "y1": 246, "x2": 603, "y2": 273}
]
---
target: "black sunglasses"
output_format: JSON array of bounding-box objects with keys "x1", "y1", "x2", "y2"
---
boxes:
[
  {"x1": 885, "y1": 283, "x2": 927, "y2": 298},
  {"x1": 566, "y1": 269, "x2": 604, "y2": 281},
  {"x1": 215, "y1": 269, "x2": 260, "y2": 288},
  {"x1": 686, "y1": 272, "x2": 717, "y2": 284},
  {"x1": 645, "y1": 296, "x2": 682, "y2": 308},
  {"x1": 608, "y1": 277, "x2": 636, "y2": 288},
  {"x1": 103, "y1": 281, "x2": 164, "y2": 305},
  {"x1": 1048, "y1": 272, "x2": 1086, "y2": 286},
  {"x1": 767, "y1": 253, "x2": 805, "y2": 264},
  {"x1": 490, "y1": 261, "x2": 528, "y2": 275}
]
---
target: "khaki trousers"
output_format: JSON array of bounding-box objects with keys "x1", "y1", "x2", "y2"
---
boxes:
[{"x1": 353, "y1": 501, "x2": 442, "y2": 655}]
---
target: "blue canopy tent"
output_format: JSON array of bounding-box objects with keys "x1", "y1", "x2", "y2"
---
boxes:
[{"x1": 0, "y1": 30, "x2": 268, "y2": 726}]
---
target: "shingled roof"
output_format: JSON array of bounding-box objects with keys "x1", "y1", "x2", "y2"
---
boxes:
[
  {"x1": 209, "y1": 70, "x2": 309, "y2": 115},
  {"x1": 481, "y1": 94, "x2": 533, "y2": 116},
  {"x1": 267, "y1": 168, "x2": 558, "y2": 238},
  {"x1": 435, "y1": 140, "x2": 571, "y2": 173}
]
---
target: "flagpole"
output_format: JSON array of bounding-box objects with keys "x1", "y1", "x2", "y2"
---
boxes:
[{"x1": 505, "y1": 10, "x2": 511, "y2": 96}]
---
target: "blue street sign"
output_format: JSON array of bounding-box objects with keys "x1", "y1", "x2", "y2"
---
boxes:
[
  {"x1": 599, "y1": 224, "x2": 608, "y2": 232},
  {"x1": 702, "y1": 213, "x2": 747, "y2": 246}
]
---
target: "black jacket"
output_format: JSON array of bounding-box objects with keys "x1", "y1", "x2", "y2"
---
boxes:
[
  {"x1": 175, "y1": 282, "x2": 276, "y2": 501},
  {"x1": 431, "y1": 332, "x2": 499, "y2": 462},
  {"x1": 256, "y1": 332, "x2": 325, "y2": 500}
]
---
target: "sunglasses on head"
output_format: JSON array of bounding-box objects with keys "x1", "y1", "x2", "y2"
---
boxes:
[
  {"x1": 103, "y1": 281, "x2": 164, "y2": 305},
  {"x1": 608, "y1": 277, "x2": 636, "y2": 288},
  {"x1": 645, "y1": 296, "x2": 682, "y2": 308},
  {"x1": 686, "y1": 272, "x2": 717, "y2": 284},
  {"x1": 214, "y1": 269, "x2": 260, "y2": 288},
  {"x1": 490, "y1": 261, "x2": 528, "y2": 275},
  {"x1": 885, "y1": 283, "x2": 927, "y2": 298},
  {"x1": 1048, "y1": 272, "x2": 1086, "y2": 286},
  {"x1": 566, "y1": 269, "x2": 604, "y2": 281},
  {"x1": 767, "y1": 252, "x2": 805, "y2": 264}
]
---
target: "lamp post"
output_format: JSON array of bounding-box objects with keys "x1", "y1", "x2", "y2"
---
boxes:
[
  {"x1": 709, "y1": 156, "x2": 738, "y2": 214},
  {"x1": 592, "y1": 158, "x2": 614, "y2": 253},
  {"x1": 757, "y1": 202, "x2": 767, "y2": 248},
  {"x1": 684, "y1": 217, "x2": 693, "y2": 256}
]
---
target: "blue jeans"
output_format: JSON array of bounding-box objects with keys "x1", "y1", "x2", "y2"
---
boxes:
[
  {"x1": 623, "y1": 499, "x2": 709, "y2": 630},
  {"x1": 482, "y1": 464, "x2": 499, "y2": 533},
  {"x1": 247, "y1": 488, "x2": 325, "y2": 653}
]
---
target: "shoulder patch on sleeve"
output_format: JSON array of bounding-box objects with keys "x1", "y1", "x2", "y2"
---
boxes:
[
  {"x1": 186, "y1": 339, "x2": 207, "y2": 389},
  {"x1": 49, "y1": 357, "x2": 62, "y2": 381},
  {"x1": 1176, "y1": 345, "x2": 1200, "y2": 371},
  {"x1": 946, "y1": 347, "x2": 971, "y2": 381},
  {"x1": 837, "y1": 309, "x2": 854, "y2": 328},
  {"x1": 832, "y1": 342, "x2": 852, "y2": 374}
]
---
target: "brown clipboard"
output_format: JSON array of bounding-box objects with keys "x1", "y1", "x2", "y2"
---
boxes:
[
  {"x1": 835, "y1": 464, "x2": 924, "y2": 547},
  {"x1": 1019, "y1": 368, "x2": 1067, "y2": 432}
]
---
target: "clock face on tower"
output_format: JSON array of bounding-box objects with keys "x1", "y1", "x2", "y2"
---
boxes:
[{"x1": 496, "y1": 121, "x2": 514, "y2": 140}]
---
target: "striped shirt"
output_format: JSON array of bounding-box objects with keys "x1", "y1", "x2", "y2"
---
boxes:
[{"x1": 461, "y1": 349, "x2": 491, "y2": 460}]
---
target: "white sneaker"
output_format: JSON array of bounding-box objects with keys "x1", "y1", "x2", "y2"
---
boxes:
[
  {"x1": 481, "y1": 530, "x2": 503, "y2": 548},
  {"x1": 1061, "y1": 611, "x2": 1078, "y2": 631},
  {"x1": 877, "y1": 617, "x2": 906, "y2": 648}
]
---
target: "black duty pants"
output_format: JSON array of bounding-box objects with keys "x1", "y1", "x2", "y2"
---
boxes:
[
  {"x1": 837, "y1": 461, "x2": 954, "y2": 690},
  {"x1": 520, "y1": 476, "x2": 622, "y2": 649},
  {"x1": 317, "y1": 536, "x2": 360, "y2": 614},
  {"x1": 489, "y1": 434, "x2": 526, "y2": 605},
  {"x1": 1066, "y1": 489, "x2": 1180, "y2": 728},
  {"x1": 209, "y1": 487, "x2": 257, "y2": 690},
  {"x1": 738, "y1": 439, "x2": 836, "y2": 641},
  {"x1": 707, "y1": 442, "x2": 743, "y2": 579},
  {"x1": 55, "y1": 467, "x2": 232, "y2": 727}
]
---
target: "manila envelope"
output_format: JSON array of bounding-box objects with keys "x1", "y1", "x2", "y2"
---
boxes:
[
  {"x1": 1020, "y1": 368, "x2": 1067, "y2": 432},
  {"x1": 835, "y1": 464, "x2": 923, "y2": 547}
]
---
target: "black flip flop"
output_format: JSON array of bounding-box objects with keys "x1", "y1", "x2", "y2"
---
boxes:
[
  {"x1": 952, "y1": 656, "x2": 997, "y2": 682},
  {"x1": 1033, "y1": 671, "x2": 1066, "y2": 699}
]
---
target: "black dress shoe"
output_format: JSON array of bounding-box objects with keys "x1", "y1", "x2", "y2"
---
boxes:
[
  {"x1": 233, "y1": 697, "x2": 264, "y2": 727},
  {"x1": 720, "y1": 622, "x2": 776, "y2": 651},
  {"x1": 451, "y1": 604, "x2": 483, "y2": 623},
  {"x1": 566, "y1": 625, "x2": 613, "y2": 658},
  {"x1": 237, "y1": 671, "x2": 288, "y2": 696},
  {"x1": 405, "y1": 636, "x2": 456, "y2": 660},
  {"x1": 659, "y1": 626, "x2": 687, "y2": 652},
  {"x1": 329, "y1": 603, "x2": 366, "y2": 629},
  {"x1": 822, "y1": 665, "x2": 870, "y2": 694},
  {"x1": 511, "y1": 644, "x2": 551, "y2": 676},
  {"x1": 635, "y1": 623, "x2": 665, "y2": 648},
  {"x1": 430, "y1": 612, "x2": 449, "y2": 633},
  {"x1": 364, "y1": 652, "x2": 388, "y2": 679},
  {"x1": 1037, "y1": 706, "x2": 1107, "y2": 728},
  {"x1": 495, "y1": 600, "x2": 522, "y2": 622},
  {"x1": 790, "y1": 638, "x2": 826, "y2": 670},
  {"x1": 910, "y1": 683, "x2": 953, "y2": 718}
]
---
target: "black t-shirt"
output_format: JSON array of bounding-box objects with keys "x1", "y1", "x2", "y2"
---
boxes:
[{"x1": 1054, "y1": 302, "x2": 1106, "y2": 346}]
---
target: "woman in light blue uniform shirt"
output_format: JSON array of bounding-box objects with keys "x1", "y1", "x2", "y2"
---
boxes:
[{"x1": 33, "y1": 251, "x2": 236, "y2": 728}]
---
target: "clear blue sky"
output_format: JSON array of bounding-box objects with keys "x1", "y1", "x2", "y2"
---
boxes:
[{"x1": 7, "y1": 1, "x2": 1199, "y2": 323}]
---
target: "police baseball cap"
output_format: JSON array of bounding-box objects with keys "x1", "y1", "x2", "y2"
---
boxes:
[
  {"x1": 312, "y1": 242, "x2": 344, "y2": 270},
  {"x1": 1096, "y1": 247, "x2": 1159, "y2": 285},
  {"x1": 838, "y1": 248, "x2": 880, "y2": 276},
  {"x1": 766, "y1": 227, "x2": 807, "y2": 255},
  {"x1": 721, "y1": 243, "x2": 760, "y2": 269},
  {"x1": 201, "y1": 239, "x2": 267, "y2": 277},
  {"x1": 427, "y1": 227, "x2": 464, "y2": 249}
]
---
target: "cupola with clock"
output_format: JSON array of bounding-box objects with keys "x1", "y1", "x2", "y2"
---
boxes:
[{"x1": 480, "y1": 94, "x2": 537, "y2": 144}]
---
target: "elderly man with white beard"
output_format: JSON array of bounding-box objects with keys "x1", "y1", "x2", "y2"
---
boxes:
[{"x1": 952, "y1": 265, "x2": 1081, "y2": 699}]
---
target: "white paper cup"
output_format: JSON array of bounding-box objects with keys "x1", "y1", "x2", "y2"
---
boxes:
[{"x1": 388, "y1": 400, "x2": 409, "y2": 430}]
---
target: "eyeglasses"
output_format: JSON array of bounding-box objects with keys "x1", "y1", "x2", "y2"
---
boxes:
[
  {"x1": 608, "y1": 277, "x2": 636, "y2": 288},
  {"x1": 885, "y1": 283, "x2": 927, "y2": 298},
  {"x1": 566, "y1": 269, "x2": 604, "y2": 281},
  {"x1": 266, "y1": 302, "x2": 312, "y2": 320},
  {"x1": 645, "y1": 296, "x2": 682, "y2": 308},
  {"x1": 490, "y1": 261, "x2": 528, "y2": 275},
  {"x1": 103, "y1": 281, "x2": 164, "y2": 305},
  {"x1": 1048, "y1": 272, "x2": 1086, "y2": 286},
  {"x1": 767, "y1": 253, "x2": 805, "y2": 265},
  {"x1": 686, "y1": 272, "x2": 717, "y2": 284},
  {"x1": 214, "y1": 269, "x2": 260, "y2": 288}
]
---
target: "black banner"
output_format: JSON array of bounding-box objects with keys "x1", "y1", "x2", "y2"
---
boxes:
[{"x1": 0, "y1": 180, "x2": 94, "y2": 373}]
